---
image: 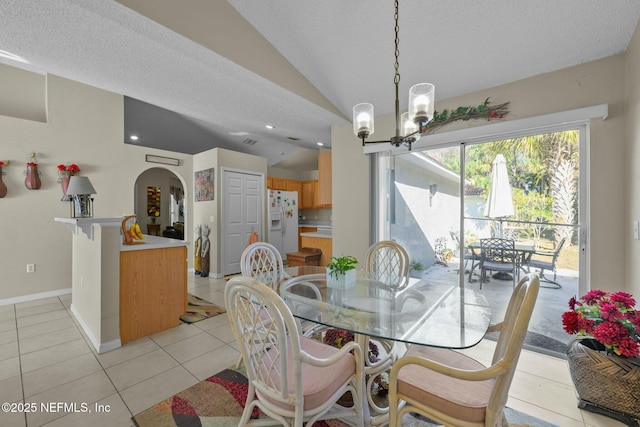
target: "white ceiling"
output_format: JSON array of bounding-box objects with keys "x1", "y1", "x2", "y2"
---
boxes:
[{"x1": 1, "y1": 0, "x2": 639, "y2": 171}]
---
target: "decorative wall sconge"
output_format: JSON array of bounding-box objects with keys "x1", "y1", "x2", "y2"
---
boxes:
[
  {"x1": 24, "y1": 152, "x2": 41, "y2": 190},
  {"x1": 66, "y1": 176, "x2": 97, "y2": 218},
  {"x1": 0, "y1": 160, "x2": 8, "y2": 198}
]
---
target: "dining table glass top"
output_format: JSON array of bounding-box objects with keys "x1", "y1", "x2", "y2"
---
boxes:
[{"x1": 280, "y1": 266, "x2": 491, "y2": 349}]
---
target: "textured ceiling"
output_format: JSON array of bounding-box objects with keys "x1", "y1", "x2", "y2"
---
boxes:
[{"x1": 1, "y1": 0, "x2": 639, "y2": 171}]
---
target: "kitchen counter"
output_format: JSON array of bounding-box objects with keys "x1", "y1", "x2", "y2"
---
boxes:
[
  {"x1": 121, "y1": 234, "x2": 188, "y2": 251},
  {"x1": 299, "y1": 231, "x2": 332, "y2": 238}
]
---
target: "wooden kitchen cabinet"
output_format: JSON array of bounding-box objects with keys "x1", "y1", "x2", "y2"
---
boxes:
[
  {"x1": 300, "y1": 235, "x2": 332, "y2": 266},
  {"x1": 270, "y1": 177, "x2": 287, "y2": 190},
  {"x1": 300, "y1": 180, "x2": 318, "y2": 208},
  {"x1": 298, "y1": 226, "x2": 317, "y2": 250},
  {"x1": 286, "y1": 179, "x2": 302, "y2": 195},
  {"x1": 318, "y1": 151, "x2": 332, "y2": 207},
  {"x1": 119, "y1": 246, "x2": 187, "y2": 344}
]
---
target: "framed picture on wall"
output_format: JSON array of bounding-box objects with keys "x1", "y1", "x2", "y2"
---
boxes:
[{"x1": 194, "y1": 168, "x2": 214, "y2": 201}]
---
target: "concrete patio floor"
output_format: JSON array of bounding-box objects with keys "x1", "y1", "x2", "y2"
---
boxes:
[{"x1": 417, "y1": 259, "x2": 579, "y2": 358}]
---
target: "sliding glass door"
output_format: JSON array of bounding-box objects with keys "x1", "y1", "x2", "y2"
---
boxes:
[{"x1": 374, "y1": 126, "x2": 585, "y2": 356}]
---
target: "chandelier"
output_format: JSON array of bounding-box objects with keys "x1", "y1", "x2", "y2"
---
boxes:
[{"x1": 352, "y1": 0, "x2": 434, "y2": 151}]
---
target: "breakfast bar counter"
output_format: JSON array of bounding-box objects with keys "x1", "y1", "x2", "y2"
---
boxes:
[{"x1": 56, "y1": 217, "x2": 188, "y2": 352}]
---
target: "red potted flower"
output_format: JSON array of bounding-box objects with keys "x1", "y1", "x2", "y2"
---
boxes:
[{"x1": 562, "y1": 290, "x2": 640, "y2": 424}]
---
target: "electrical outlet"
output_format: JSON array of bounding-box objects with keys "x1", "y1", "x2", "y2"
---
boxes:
[{"x1": 26, "y1": 264, "x2": 35, "y2": 273}]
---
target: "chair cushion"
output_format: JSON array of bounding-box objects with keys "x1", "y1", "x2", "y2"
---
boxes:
[
  {"x1": 397, "y1": 345, "x2": 495, "y2": 423},
  {"x1": 261, "y1": 335, "x2": 356, "y2": 411},
  {"x1": 482, "y1": 261, "x2": 514, "y2": 272}
]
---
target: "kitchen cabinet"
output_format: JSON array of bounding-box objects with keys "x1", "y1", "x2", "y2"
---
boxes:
[
  {"x1": 286, "y1": 179, "x2": 302, "y2": 201},
  {"x1": 270, "y1": 177, "x2": 287, "y2": 190},
  {"x1": 318, "y1": 151, "x2": 332, "y2": 207},
  {"x1": 300, "y1": 235, "x2": 332, "y2": 266},
  {"x1": 301, "y1": 180, "x2": 318, "y2": 209},
  {"x1": 298, "y1": 226, "x2": 317, "y2": 250},
  {"x1": 120, "y1": 245, "x2": 187, "y2": 344}
]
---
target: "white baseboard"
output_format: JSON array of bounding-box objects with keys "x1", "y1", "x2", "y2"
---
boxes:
[
  {"x1": 0, "y1": 288, "x2": 72, "y2": 307},
  {"x1": 70, "y1": 304, "x2": 121, "y2": 354}
]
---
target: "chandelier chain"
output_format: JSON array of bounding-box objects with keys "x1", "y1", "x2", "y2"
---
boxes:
[{"x1": 394, "y1": 0, "x2": 400, "y2": 85}]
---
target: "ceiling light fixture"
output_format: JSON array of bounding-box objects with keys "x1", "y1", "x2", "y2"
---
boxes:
[
  {"x1": 130, "y1": 135, "x2": 139, "y2": 141},
  {"x1": 265, "y1": 125, "x2": 275, "y2": 129},
  {"x1": 317, "y1": 142, "x2": 324, "y2": 146},
  {"x1": 352, "y1": 0, "x2": 434, "y2": 152}
]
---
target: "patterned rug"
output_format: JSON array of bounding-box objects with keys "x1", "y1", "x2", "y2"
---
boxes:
[
  {"x1": 133, "y1": 367, "x2": 558, "y2": 427},
  {"x1": 179, "y1": 294, "x2": 225, "y2": 324}
]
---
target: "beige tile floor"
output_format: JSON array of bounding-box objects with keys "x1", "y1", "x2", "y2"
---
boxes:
[{"x1": 0, "y1": 274, "x2": 627, "y2": 427}]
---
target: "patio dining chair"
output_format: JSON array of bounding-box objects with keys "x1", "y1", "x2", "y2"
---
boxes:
[
  {"x1": 225, "y1": 276, "x2": 364, "y2": 427},
  {"x1": 479, "y1": 238, "x2": 518, "y2": 288},
  {"x1": 450, "y1": 231, "x2": 482, "y2": 282},
  {"x1": 523, "y1": 237, "x2": 566, "y2": 289}
]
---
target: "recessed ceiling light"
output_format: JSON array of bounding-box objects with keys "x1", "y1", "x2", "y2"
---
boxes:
[
  {"x1": 229, "y1": 131, "x2": 250, "y2": 136},
  {"x1": 317, "y1": 142, "x2": 324, "y2": 146},
  {"x1": 130, "y1": 135, "x2": 139, "y2": 141},
  {"x1": 265, "y1": 125, "x2": 275, "y2": 129},
  {"x1": 0, "y1": 50, "x2": 28, "y2": 64}
]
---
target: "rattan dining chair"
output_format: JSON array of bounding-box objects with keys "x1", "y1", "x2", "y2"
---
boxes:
[
  {"x1": 364, "y1": 240, "x2": 410, "y2": 289},
  {"x1": 240, "y1": 241, "x2": 286, "y2": 290},
  {"x1": 388, "y1": 273, "x2": 539, "y2": 427},
  {"x1": 225, "y1": 276, "x2": 364, "y2": 427}
]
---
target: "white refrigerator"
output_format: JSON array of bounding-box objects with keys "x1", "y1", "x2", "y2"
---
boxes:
[{"x1": 267, "y1": 190, "x2": 298, "y2": 258}]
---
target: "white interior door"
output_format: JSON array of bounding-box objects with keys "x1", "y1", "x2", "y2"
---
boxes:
[{"x1": 222, "y1": 169, "x2": 263, "y2": 275}]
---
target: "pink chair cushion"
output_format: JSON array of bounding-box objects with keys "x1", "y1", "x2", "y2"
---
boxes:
[
  {"x1": 261, "y1": 336, "x2": 356, "y2": 411},
  {"x1": 397, "y1": 345, "x2": 495, "y2": 423}
]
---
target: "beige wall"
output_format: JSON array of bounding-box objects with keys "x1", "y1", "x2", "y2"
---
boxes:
[
  {"x1": 333, "y1": 54, "x2": 627, "y2": 292},
  {"x1": 0, "y1": 68, "x2": 193, "y2": 303},
  {"x1": 626, "y1": 23, "x2": 640, "y2": 298}
]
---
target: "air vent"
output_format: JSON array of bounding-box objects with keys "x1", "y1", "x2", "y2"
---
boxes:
[
  {"x1": 241, "y1": 138, "x2": 258, "y2": 145},
  {"x1": 286, "y1": 136, "x2": 300, "y2": 141}
]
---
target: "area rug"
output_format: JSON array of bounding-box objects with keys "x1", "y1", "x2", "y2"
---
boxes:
[
  {"x1": 179, "y1": 294, "x2": 225, "y2": 324},
  {"x1": 133, "y1": 367, "x2": 558, "y2": 427}
]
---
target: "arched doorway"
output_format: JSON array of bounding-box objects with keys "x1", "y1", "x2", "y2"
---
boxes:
[{"x1": 134, "y1": 168, "x2": 186, "y2": 239}]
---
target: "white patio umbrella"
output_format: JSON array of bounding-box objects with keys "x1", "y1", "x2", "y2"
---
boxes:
[{"x1": 484, "y1": 154, "x2": 514, "y2": 237}]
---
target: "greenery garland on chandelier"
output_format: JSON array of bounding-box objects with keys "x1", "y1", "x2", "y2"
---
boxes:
[{"x1": 421, "y1": 98, "x2": 510, "y2": 134}]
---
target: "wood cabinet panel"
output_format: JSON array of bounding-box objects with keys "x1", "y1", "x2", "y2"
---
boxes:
[
  {"x1": 298, "y1": 227, "x2": 317, "y2": 250},
  {"x1": 119, "y1": 246, "x2": 187, "y2": 344},
  {"x1": 318, "y1": 151, "x2": 332, "y2": 207},
  {"x1": 301, "y1": 180, "x2": 318, "y2": 209},
  {"x1": 300, "y1": 236, "x2": 332, "y2": 266},
  {"x1": 285, "y1": 179, "x2": 302, "y2": 201},
  {"x1": 270, "y1": 177, "x2": 287, "y2": 190}
]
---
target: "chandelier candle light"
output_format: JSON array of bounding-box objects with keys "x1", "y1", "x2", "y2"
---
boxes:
[{"x1": 353, "y1": 0, "x2": 434, "y2": 151}]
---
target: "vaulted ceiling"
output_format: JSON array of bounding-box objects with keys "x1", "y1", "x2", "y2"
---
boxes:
[{"x1": 1, "y1": 1, "x2": 639, "y2": 171}]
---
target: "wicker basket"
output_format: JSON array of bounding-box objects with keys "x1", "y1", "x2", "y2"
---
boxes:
[{"x1": 567, "y1": 339, "x2": 640, "y2": 426}]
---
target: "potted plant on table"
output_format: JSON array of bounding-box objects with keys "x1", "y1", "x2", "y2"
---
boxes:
[
  {"x1": 326, "y1": 255, "x2": 358, "y2": 289},
  {"x1": 562, "y1": 290, "x2": 640, "y2": 425}
]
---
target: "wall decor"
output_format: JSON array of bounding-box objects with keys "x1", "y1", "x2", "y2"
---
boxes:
[
  {"x1": 57, "y1": 163, "x2": 81, "y2": 198},
  {"x1": 146, "y1": 154, "x2": 179, "y2": 166},
  {"x1": 194, "y1": 168, "x2": 214, "y2": 202},
  {"x1": 147, "y1": 186, "x2": 161, "y2": 221},
  {"x1": 0, "y1": 160, "x2": 8, "y2": 198},
  {"x1": 422, "y1": 98, "x2": 510, "y2": 134},
  {"x1": 24, "y1": 152, "x2": 41, "y2": 190}
]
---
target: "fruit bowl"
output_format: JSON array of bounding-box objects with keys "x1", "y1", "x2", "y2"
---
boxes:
[{"x1": 122, "y1": 215, "x2": 145, "y2": 245}]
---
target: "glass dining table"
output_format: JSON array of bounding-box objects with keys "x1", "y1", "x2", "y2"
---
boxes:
[{"x1": 279, "y1": 266, "x2": 492, "y2": 426}]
